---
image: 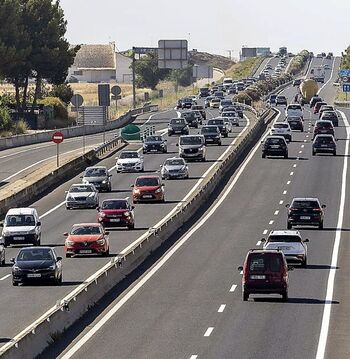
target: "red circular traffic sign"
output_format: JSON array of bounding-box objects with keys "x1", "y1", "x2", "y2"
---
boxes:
[{"x1": 52, "y1": 132, "x2": 64, "y2": 144}]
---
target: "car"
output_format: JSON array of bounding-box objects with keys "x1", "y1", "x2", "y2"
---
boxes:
[
  {"x1": 223, "y1": 117, "x2": 233, "y2": 133},
  {"x1": 210, "y1": 98, "x2": 220, "y2": 108},
  {"x1": 313, "y1": 101, "x2": 327, "y2": 114},
  {"x1": 231, "y1": 104, "x2": 244, "y2": 118},
  {"x1": 262, "y1": 230, "x2": 308, "y2": 267},
  {"x1": 210, "y1": 86, "x2": 218, "y2": 95},
  {"x1": 262, "y1": 135, "x2": 288, "y2": 158},
  {"x1": 132, "y1": 176, "x2": 165, "y2": 203},
  {"x1": 317, "y1": 53, "x2": 323, "y2": 58},
  {"x1": 219, "y1": 99, "x2": 233, "y2": 113},
  {"x1": 182, "y1": 111, "x2": 199, "y2": 128},
  {"x1": 323, "y1": 64, "x2": 331, "y2": 70},
  {"x1": 1, "y1": 208, "x2": 41, "y2": 247},
  {"x1": 160, "y1": 157, "x2": 189, "y2": 179},
  {"x1": 207, "y1": 118, "x2": 229, "y2": 137},
  {"x1": 312, "y1": 134, "x2": 337, "y2": 156},
  {"x1": 313, "y1": 120, "x2": 335, "y2": 138},
  {"x1": 287, "y1": 198, "x2": 325, "y2": 229},
  {"x1": 293, "y1": 79, "x2": 302, "y2": 86},
  {"x1": 275, "y1": 95, "x2": 288, "y2": 106},
  {"x1": 213, "y1": 91, "x2": 225, "y2": 99},
  {"x1": 287, "y1": 116, "x2": 304, "y2": 132},
  {"x1": 178, "y1": 135, "x2": 206, "y2": 161},
  {"x1": 64, "y1": 223, "x2": 110, "y2": 257},
  {"x1": 222, "y1": 111, "x2": 240, "y2": 126},
  {"x1": 320, "y1": 111, "x2": 339, "y2": 127},
  {"x1": 227, "y1": 86, "x2": 237, "y2": 95},
  {"x1": 319, "y1": 105, "x2": 334, "y2": 118},
  {"x1": 235, "y1": 82, "x2": 245, "y2": 92},
  {"x1": 176, "y1": 99, "x2": 183, "y2": 109},
  {"x1": 266, "y1": 64, "x2": 272, "y2": 70},
  {"x1": 191, "y1": 105, "x2": 206, "y2": 120},
  {"x1": 143, "y1": 135, "x2": 167, "y2": 153},
  {"x1": 201, "y1": 125, "x2": 222, "y2": 145},
  {"x1": 97, "y1": 199, "x2": 135, "y2": 229},
  {"x1": 168, "y1": 118, "x2": 190, "y2": 136},
  {"x1": 204, "y1": 96, "x2": 214, "y2": 108},
  {"x1": 268, "y1": 94, "x2": 277, "y2": 106},
  {"x1": 11, "y1": 247, "x2": 62, "y2": 286},
  {"x1": 65, "y1": 184, "x2": 99, "y2": 210},
  {"x1": 181, "y1": 97, "x2": 195, "y2": 109},
  {"x1": 269, "y1": 122, "x2": 292, "y2": 141},
  {"x1": 0, "y1": 241, "x2": 5, "y2": 266},
  {"x1": 199, "y1": 87, "x2": 210, "y2": 97},
  {"x1": 116, "y1": 151, "x2": 144, "y2": 173},
  {"x1": 82, "y1": 166, "x2": 112, "y2": 192},
  {"x1": 285, "y1": 103, "x2": 303, "y2": 119},
  {"x1": 238, "y1": 249, "x2": 290, "y2": 301},
  {"x1": 309, "y1": 96, "x2": 322, "y2": 108}
]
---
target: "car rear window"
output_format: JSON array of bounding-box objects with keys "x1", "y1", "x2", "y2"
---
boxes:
[
  {"x1": 317, "y1": 122, "x2": 333, "y2": 129},
  {"x1": 268, "y1": 235, "x2": 302, "y2": 243},
  {"x1": 266, "y1": 138, "x2": 284, "y2": 145},
  {"x1": 315, "y1": 136, "x2": 334, "y2": 144},
  {"x1": 287, "y1": 105, "x2": 302, "y2": 110},
  {"x1": 292, "y1": 200, "x2": 320, "y2": 209},
  {"x1": 208, "y1": 119, "x2": 224, "y2": 125},
  {"x1": 274, "y1": 123, "x2": 288, "y2": 129},
  {"x1": 171, "y1": 119, "x2": 185, "y2": 124},
  {"x1": 145, "y1": 136, "x2": 162, "y2": 142},
  {"x1": 202, "y1": 127, "x2": 218, "y2": 133},
  {"x1": 180, "y1": 136, "x2": 203, "y2": 145},
  {"x1": 248, "y1": 253, "x2": 282, "y2": 272}
]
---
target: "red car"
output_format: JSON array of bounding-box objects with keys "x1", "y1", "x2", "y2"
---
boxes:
[
  {"x1": 64, "y1": 223, "x2": 109, "y2": 258},
  {"x1": 97, "y1": 199, "x2": 135, "y2": 230},
  {"x1": 313, "y1": 101, "x2": 327, "y2": 114},
  {"x1": 313, "y1": 120, "x2": 334, "y2": 139},
  {"x1": 132, "y1": 175, "x2": 165, "y2": 204}
]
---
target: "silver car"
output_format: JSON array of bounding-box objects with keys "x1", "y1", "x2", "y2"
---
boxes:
[
  {"x1": 160, "y1": 157, "x2": 189, "y2": 180},
  {"x1": 66, "y1": 184, "x2": 99, "y2": 209}
]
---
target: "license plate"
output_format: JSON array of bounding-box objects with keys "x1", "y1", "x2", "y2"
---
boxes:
[
  {"x1": 79, "y1": 250, "x2": 92, "y2": 254},
  {"x1": 110, "y1": 218, "x2": 120, "y2": 222},
  {"x1": 271, "y1": 145, "x2": 280, "y2": 149},
  {"x1": 321, "y1": 144, "x2": 328, "y2": 147},
  {"x1": 143, "y1": 194, "x2": 153, "y2": 199},
  {"x1": 13, "y1": 236, "x2": 25, "y2": 240},
  {"x1": 250, "y1": 275, "x2": 266, "y2": 280},
  {"x1": 27, "y1": 273, "x2": 41, "y2": 278},
  {"x1": 277, "y1": 246, "x2": 291, "y2": 250},
  {"x1": 300, "y1": 216, "x2": 310, "y2": 220}
]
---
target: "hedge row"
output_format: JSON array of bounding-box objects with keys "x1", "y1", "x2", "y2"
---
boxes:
[{"x1": 287, "y1": 50, "x2": 310, "y2": 76}]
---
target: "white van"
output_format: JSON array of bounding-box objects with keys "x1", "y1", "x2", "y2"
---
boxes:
[
  {"x1": 1, "y1": 208, "x2": 41, "y2": 247},
  {"x1": 286, "y1": 103, "x2": 303, "y2": 119}
]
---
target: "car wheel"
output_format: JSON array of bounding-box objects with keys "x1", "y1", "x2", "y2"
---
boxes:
[
  {"x1": 4, "y1": 239, "x2": 9, "y2": 248},
  {"x1": 128, "y1": 224, "x2": 135, "y2": 230},
  {"x1": 284, "y1": 153, "x2": 288, "y2": 159},
  {"x1": 333, "y1": 151, "x2": 336, "y2": 156},
  {"x1": 168, "y1": 132, "x2": 172, "y2": 137},
  {"x1": 1, "y1": 254, "x2": 5, "y2": 266},
  {"x1": 12, "y1": 280, "x2": 18, "y2": 286},
  {"x1": 301, "y1": 258, "x2": 307, "y2": 268},
  {"x1": 66, "y1": 206, "x2": 71, "y2": 210},
  {"x1": 103, "y1": 248, "x2": 110, "y2": 257},
  {"x1": 242, "y1": 291, "x2": 249, "y2": 301},
  {"x1": 287, "y1": 222, "x2": 292, "y2": 229},
  {"x1": 319, "y1": 221, "x2": 324, "y2": 230},
  {"x1": 282, "y1": 290, "x2": 288, "y2": 302},
  {"x1": 312, "y1": 151, "x2": 316, "y2": 156},
  {"x1": 65, "y1": 253, "x2": 72, "y2": 258},
  {"x1": 262, "y1": 153, "x2": 266, "y2": 158},
  {"x1": 201, "y1": 157, "x2": 206, "y2": 162},
  {"x1": 218, "y1": 142, "x2": 222, "y2": 146}
]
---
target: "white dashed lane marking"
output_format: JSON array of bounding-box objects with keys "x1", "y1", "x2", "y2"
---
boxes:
[
  {"x1": 218, "y1": 304, "x2": 226, "y2": 313},
  {"x1": 229, "y1": 284, "x2": 237, "y2": 293},
  {"x1": 204, "y1": 327, "x2": 214, "y2": 337},
  {"x1": 283, "y1": 190, "x2": 287, "y2": 195},
  {"x1": 269, "y1": 220, "x2": 274, "y2": 225},
  {"x1": 287, "y1": 180, "x2": 291, "y2": 185},
  {"x1": 274, "y1": 210, "x2": 279, "y2": 215}
]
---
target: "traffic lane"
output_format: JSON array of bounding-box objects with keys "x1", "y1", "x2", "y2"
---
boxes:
[
  {"x1": 253, "y1": 57, "x2": 272, "y2": 77},
  {"x1": 0, "y1": 114, "x2": 250, "y2": 341},
  {"x1": 59, "y1": 112, "x2": 317, "y2": 359}
]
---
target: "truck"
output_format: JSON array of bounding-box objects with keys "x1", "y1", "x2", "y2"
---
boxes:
[
  {"x1": 298, "y1": 79, "x2": 319, "y2": 105},
  {"x1": 310, "y1": 67, "x2": 325, "y2": 83}
]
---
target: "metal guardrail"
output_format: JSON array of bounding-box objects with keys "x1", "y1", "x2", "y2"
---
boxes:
[{"x1": 94, "y1": 136, "x2": 126, "y2": 158}]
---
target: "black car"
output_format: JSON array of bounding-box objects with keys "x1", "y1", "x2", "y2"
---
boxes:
[
  {"x1": 207, "y1": 118, "x2": 228, "y2": 137},
  {"x1": 176, "y1": 99, "x2": 183, "y2": 109},
  {"x1": 228, "y1": 86, "x2": 237, "y2": 95},
  {"x1": 199, "y1": 87, "x2": 210, "y2": 97},
  {"x1": 268, "y1": 94, "x2": 277, "y2": 106},
  {"x1": 0, "y1": 241, "x2": 5, "y2": 266},
  {"x1": 275, "y1": 95, "x2": 287, "y2": 105},
  {"x1": 191, "y1": 105, "x2": 206, "y2": 120},
  {"x1": 287, "y1": 116, "x2": 304, "y2": 131},
  {"x1": 286, "y1": 198, "x2": 325, "y2": 229},
  {"x1": 320, "y1": 111, "x2": 339, "y2": 127},
  {"x1": 309, "y1": 96, "x2": 322, "y2": 108},
  {"x1": 262, "y1": 136, "x2": 288, "y2": 158},
  {"x1": 312, "y1": 134, "x2": 336, "y2": 156},
  {"x1": 293, "y1": 79, "x2": 302, "y2": 86},
  {"x1": 201, "y1": 125, "x2": 222, "y2": 145},
  {"x1": 168, "y1": 118, "x2": 190, "y2": 136},
  {"x1": 11, "y1": 247, "x2": 63, "y2": 286},
  {"x1": 143, "y1": 135, "x2": 167, "y2": 153},
  {"x1": 232, "y1": 105, "x2": 244, "y2": 118},
  {"x1": 182, "y1": 111, "x2": 199, "y2": 128},
  {"x1": 181, "y1": 97, "x2": 194, "y2": 109}
]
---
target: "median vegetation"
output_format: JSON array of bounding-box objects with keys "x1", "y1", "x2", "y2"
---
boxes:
[
  {"x1": 225, "y1": 57, "x2": 265, "y2": 80},
  {"x1": 287, "y1": 50, "x2": 310, "y2": 75}
]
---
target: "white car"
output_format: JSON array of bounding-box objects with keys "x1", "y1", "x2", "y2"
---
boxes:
[
  {"x1": 160, "y1": 157, "x2": 189, "y2": 180},
  {"x1": 65, "y1": 184, "x2": 99, "y2": 209},
  {"x1": 270, "y1": 122, "x2": 292, "y2": 141},
  {"x1": 222, "y1": 111, "x2": 240, "y2": 126},
  {"x1": 285, "y1": 103, "x2": 303, "y2": 119},
  {"x1": 262, "y1": 230, "x2": 308, "y2": 267},
  {"x1": 222, "y1": 117, "x2": 233, "y2": 133},
  {"x1": 116, "y1": 151, "x2": 144, "y2": 173}
]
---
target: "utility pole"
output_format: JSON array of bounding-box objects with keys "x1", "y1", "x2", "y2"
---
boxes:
[{"x1": 132, "y1": 47, "x2": 136, "y2": 109}]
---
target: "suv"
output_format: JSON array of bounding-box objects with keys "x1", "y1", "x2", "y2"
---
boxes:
[
  {"x1": 143, "y1": 135, "x2": 167, "y2": 153},
  {"x1": 168, "y1": 118, "x2": 190, "y2": 136},
  {"x1": 199, "y1": 87, "x2": 210, "y2": 98},
  {"x1": 207, "y1": 118, "x2": 229, "y2": 137},
  {"x1": 238, "y1": 249, "x2": 290, "y2": 301},
  {"x1": 270, "y1": 122, "x2": 292, "y2": 142},
  {"x1": 262, "y1": 230, "x2": 308, "y2": 267},
  {"x1": 262, "y1": 136, "x2": 288, "y2": 158},
  {"x1": 309, "y1": 96, "x2": 322, "y2": 108},
  {"x1": 182, "y1": 111, "x2": 199, "y2": 128},
  {"x1": 275, "y1": 95, "x2": 287, "y2": 106},
  {"x1": 286, "y1": 104, "x2": 303, "y2": 119},
  {"x1": 312, "y1": 134, "x2": 336, "y2": 156},
  {"x1": 97, "y1": 198, "x2": 135, "y2": 229},
  {"x1": 1, "y1": 208, "x2": 41, "y2": 247},
  {"x1": 320, "y1": 111, "x2": 339, "y2": 127},
  {"x1": 286, "y1": 198, "x2": 326, "y2": 229},
  {"x1": 116, "y1": 151, "x2": 144, "y2": 173},
  {"x1": 82, "y1": 166, "x2": 112, "y2": 192},
  {"x1": 181, "y1": 97, "x2": 194, "y2": 109},
  {"x1": 219, "y1": 99, "x2": 233, "y2": 113},
  {"x1": 287, "y1": 116, "x2": 304, "y2": 132},
  {"x1": 222, "y1": 111, "x2": 240, "y2": 126},
  {"x1": 313, "y1": 120, "x2": 334, "y2": 138},
  {"x1": 319, "y1": 105, "x2": 334, "y2": 118},
  {"x1": 178, "y1": 135, "x2": 206, "y2": 161},
  {"x1": 313, "y1": 101, "x2": 327, "y2": 114},
  {"x1": 201, "y1": 125, "x2": 222, "y2": 145},
  {"x1": 268, "y1": 94, "x2": 277, "y2": 106},
  {"x1": 191, "y1": 105, "x2": 206, "y2": 120}
]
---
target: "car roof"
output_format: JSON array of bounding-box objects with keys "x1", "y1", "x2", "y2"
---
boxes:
[
  {"x1": 6, "y1": 208, "x2": 37, "y2": 215},
  {"x1": 266, "y1": 135, "x2": 286, "y2": 140},
  {"x1": 73, "y1": 223, "x2": 102, "y2": 227},
  {"x1": 85, "y1": 166, "x2": 107, "y2": 170},
  {"x1": 269, "y1": 230, "x2": 301, "y2": 236},
  {"x1": 20, "y1": 246, "x2": 53, "y2": 251},
  {"x1": 291, "y1": 197, "x2": 320, "y2": 201},
  {"x1": 136, "y1": 175, "x2": 160, "y2": 179}
]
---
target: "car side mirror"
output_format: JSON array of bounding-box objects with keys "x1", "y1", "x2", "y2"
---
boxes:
[
  {"x1": 303, "y1": 239, "x2": 309, "y2": 243},
  {"x1": 288, "y1": 265, "x2": 294, "y2": 271},
  {"x1": 63, "y1": 232, "x2": 69, "y2": 237},
  {"x1": 37, "y1": 222, "x2": 41, "y2": 226},
  {"x1": 57, "y1": 256, "x2": 62, "y2": 261},
  {"x1": 109, "y1": 174, "x2": 112, "y2": 177},
  {"x1": 322, "y1": 204, "x2": 326, "y2": 208},
  {"x1": 285, "y1": 204, "x2": 290, "y2": 208},
  {"x1": 79, "y1": 176, "x2": 83, "y2": 179},
  {"x1": 176, "y1": 143, "x2": 179, "y2": 147},
  {"x1": 65, "y1": 191, "x2": 68, "y2": 194},
  {"x1": 0, "y1": 222, "x2": 4, "y2": 227},
  {"x1": 105, "y1": 231, "x2": 110, "y2": 235},
  {"x1": 237, "y1": 266, "x2": 243, "y2": 271},
  {"x1": 131, "y1": 184, "x2": 134, "y2": 188},
  {"x1": 161, "y1": 184, "x2": 165, "y2": 187},
  {"x1": 261, "y1": 238, "x2": 266, "y2": 243},
  {"x1": 132, "y1": 206, "x2": 135, "y2": 209},
  {"x1": 10, "y1": 258, "x2": 15, "y2": 263},
  {"x1": 96, "y1": 207, "x2": 100, "y2": 211}
]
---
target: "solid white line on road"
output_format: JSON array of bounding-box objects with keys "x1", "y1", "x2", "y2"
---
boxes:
[
  {"x1": 287, "y1": 180, "x2": 291, "y2": 185},
  {"x1": 229, "y1": 284, "x2": 237, "y2": 293},
  {"x1": 279, "y1": 200, "x2": 284, "y2": 205},
  {"x1": 274, "y1": 210, "x2": 279, "y2": 215},
  {"x1": 318, "y1": 57, "x2": 336, "y2": 95},
  {"x1": 283, "y1": 190, "x2": 287, "y2": 195},
  {"x1": 263, "y1": 229, "x2": 268, "y2": 235},
  {"x1": 315, "y1": 110, "x2": 349, "y2": 359},
  {"x1": 60, "y1": 111, "x2": 282, "y2": 359},
  {"x1": 256, "y1": 240, "x2": 262, "y2": 246},
  {"x1": 218, "y1": 304, "x2": 226, "y2": 313},
  {"x1": 204, "y1": 327, "x2": 214, "y2": 337},
  {"x1": 0, "y1": 274, "x2": 11, "y2": 281},
  {"x1": 39, "y1": 201, "x2": 66, "y2": 219},
  {"x1": 269, "y1": 220, "x2": 274, "y2": 225},
  {"x1": 290, "y1": 172, "x2": 294, "y2": 176}
]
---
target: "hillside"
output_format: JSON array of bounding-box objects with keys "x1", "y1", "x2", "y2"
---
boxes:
[{"x1": 189, "y1": 51, "x2": 235, "y2": 70}]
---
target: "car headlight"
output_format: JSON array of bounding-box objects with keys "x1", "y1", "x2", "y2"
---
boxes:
[
  {"x1": 67, "y1": 195, "x2": 74, "y2": 201},
  {"x1": 65, "y1": 240, "x2": 75, "y2": 246},
  {"x1": 199, "y1": 146, "x2": 205, "y2": 151},
  {"x1": 82, "y1": 179, "x2": 89, "y2": 184},
  {"x1": 134, "y1": 188, "x2": 140, "y2": 194},
  {"x1": 2, "y1": 230, "x2": 9, "y2": 237},
  {"x1": 102, "y1": 180, "x2": 107, "y2": 184},
  {"x1": 49, "y1": 264, "x2": 56, "y2": 270},
  {"x1": 13, "y1": 265, "x2": 21, "y2": 273},
  {"x1": 124, "y1": 211, "x2": 131, "y2": 217},
  {"x1": 155, "y1": 188, "x2": 162, "y2": 193},
  {"x1": 162, "y1": 167, "x2": 169, "y2": 173},
  {"x1": 96, "y1": 238, "x2": 105, "y2": 245},
  {"x1": 99, "y1": 212, "x2": 106, "y2": 217}
]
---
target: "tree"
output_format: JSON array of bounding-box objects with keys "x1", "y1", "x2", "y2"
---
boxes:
[
  {"x1": 342, "y1": 46, "x2": 350, "y2": 69},
  {"x1": 171, "y1": 66, "x2": 193, "y2": 87},
  {"x1": 50, "y1": 83, "x2": 74, "y2": 104}
]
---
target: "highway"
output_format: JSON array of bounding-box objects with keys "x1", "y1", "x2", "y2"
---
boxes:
[
  {"x1": 43, "y1": 56, "x2": 350, "y2": 359},
  {"x1": 0, "y1": 96, "x2": 256, "y2": 347}
]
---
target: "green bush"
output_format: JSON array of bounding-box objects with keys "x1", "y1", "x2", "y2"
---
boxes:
[
  {"x1": 245, "y1": 89, "x2": 260, "y2": 102},
  {"x1": 13, "y1": 120, "x2": 28, "y2": 134},
  {"x1": 50, "y1": 83, "x2": 74, "y2": 105},
  {"x1": 0, "y1": 106, "x2": 12, "y2": 131},
  {"x1": 39, "y1": 97, "x2": 68, "y2": 119},
  {"x1": 233, "y1": 92, "x2": 252, "y2": 106}
]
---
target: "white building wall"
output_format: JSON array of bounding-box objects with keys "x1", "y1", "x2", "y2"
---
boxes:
[{"x1": 116, "y1": 53, "x2": 132, "y2": 83}]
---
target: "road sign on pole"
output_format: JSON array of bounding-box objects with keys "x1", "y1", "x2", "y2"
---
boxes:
[
  {"x1": 98, "y1": 84, "x2": 111, "y2": 106},
  {"x1": 339, "y1": 69, "x2": 350, "y2": 77},
  {"x1": 158, "y1": 40, "x2": 188, "y2": 69},
  {"x1": 71, "y1": 94, "x2": 84, "y2": 108},
  {"x1": 52, "y1": 132, "x2": 64, "y2": 167},
  {"x1": 343, "y1": 83, "x2": 350, "y2": 92}
]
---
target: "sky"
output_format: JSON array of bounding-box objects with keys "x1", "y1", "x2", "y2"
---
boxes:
[{"x1": 60, "y1": 0, "x2": 349, "y2": 59}]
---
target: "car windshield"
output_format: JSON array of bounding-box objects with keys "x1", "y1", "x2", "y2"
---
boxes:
[
  {"x1": 266, "y1": 138, "x2": 284, "y2": 145},
  {"x1": 220, "y1": 100, "x2": 232, "y2": 106},
  {"x1": 274, "y1": 124, "x2": 288, "y2": 129},
  {"x1": 222, "y1": 112, "x2": 236, "y2": 117},
  {"x1": 70, "y1": 185, "x2": 94, "y2": 193},
  {"x1": 145, "y1": 136, "x2": 162, "y2": 142},
  {"x1": 180, "y1": 137, "x2": 203, "y2": 145},
  {"x1": 71, "y1": 225, "x2": 102, "y2": 235},
  {"x1": 287, "y1": 105, "x2": 301, "y2": 110},
  {"x1": 17, "y1": 248, "x2": 53, "y2": 261},
  {"x1": 202, "y1": 127, "x2": 218, "y2": 133},
  {"x1": 277, "y1": 96, "x2": 286, "y2": 100},
  {"x1": 322, "y1": 112, "x2": 336, "y2": 119},
  {"x1": 248, "y1": 253, "x2": 282, "y2": 273},
  {"x1": 183, "y1": 98, "x2": 192, "y2": 102},
  {"x1": 6, "y1": 215, "x2": 35, "y2": 227},
  {"x1": 270, "y1": 95, "x2": 277, "y2": 100},
  {"x1": 211, "y1": 99, "x2": 220, "y2": 103},
  {"x1": 292, "y1": 200, "x2": 320, "y2": 209},
  {"x1": 165, "y1": 159, "x2": 185, "y2": 166},
  {"x1": 101, "y1": 200, "x2": 128, "y2": 210},
  {"x1": 85, "y1": 168, "x2": 107, "y2": 177},
  {"x1": 288, "y1": 117, "x2": 301, "y2": 122},
  {"x1": 170, "y1": 119, "x2": 185, "y2": 125},
  {"x1": 135, "y1": 177, "x2": 159, "y2": 187},
  {"x1": 268, "y1": 235, "x2": 302, "y2": 243},
  {"x1": 119, "y1": 152, "x2": 139, "y2": 159},
  {"x1": 208, "y1": 120, "x2": 224, "y2": 125}
]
